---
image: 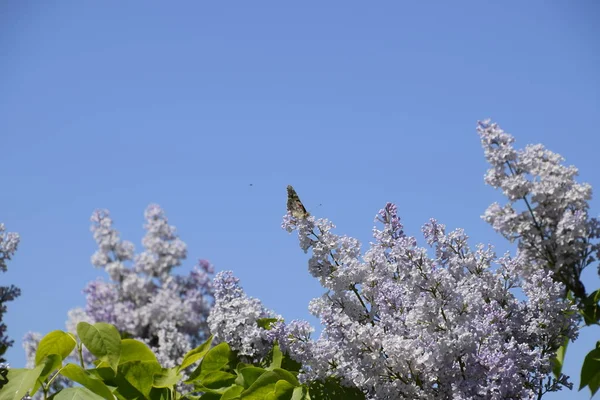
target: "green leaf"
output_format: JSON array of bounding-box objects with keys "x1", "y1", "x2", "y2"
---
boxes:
[
  {"x1": 119, "y1": 331, "x2": 134, "y2": 340},
  {"x1": 153, "y1": 367, "x2": 183, "y2": 388},
  {"x1": 272, "y1": 369, "x2": 299, "y2": 387},
  {"x1": 186, "y1": 342, "x2": 231, "y2": 383},
  {"x1": 88, "y1": 367, "x2": 142, "y2": 400},
  {"x1": 268, "y1": 345, "x2": 283, "y2": 370},
  {"x1": 119, "y1": 360, "x2": 162, "y2": 398},
  {"x1": 582, "y1": 290, "x2": 600, "y2": 325},
  {"x1": 239, "y1": 371, "x2": 280, "y2": 399},
  {"x1": 551, "y1": 335, "x2": 570, "y2": 378},
  {"x1": 148, "y1": 387, "x2": 170, "y2": 400},
  {"x1": 200, "y1": 343, "x2": 231, "y2": 374},
  {"x1": 239, "y1": 367, "x2": 266, "y2": 388},
  {"x1": 119, "y1": 339, "x2": 158, "y2": 365},
  {"x1": 0, "y1": 366, "x2": 45, "y2": 400},
  {"x1": 265, "y1": 380, "x2": 295, "y2": 400},
  {"x1": 178, "y1": 335, "x2": 213, "y2": 372},
  {"x1": 86, "y1": 367, "x2": 116, "y2": 381},
  {"x1": 77, "y1": 322, "x2": 122, "y2": 372},
  {"x1": 54, "y1": 387, "x2": 106, "y2": 400},
  {"x1": 233, "y1": 363, "x2": 251, "y2": 387},
  {"x1": 31, "y1": 355, "x2": 63, "y2": 396},
  {"x1": 580, "y1": 345, "x2": 600, "y2": 396},
  {"x1": 221, "y1": 385, "x2": 244, "y2": 400},
  {"x1": 281, "y1": 355, "x2": 302, "y2": 374},
  {"x1": 35, "y1": 330, "x2": 77, "y2": 365},
  {"x1": 291, "y1": 386, "x2": 309, "y2": 400},
  {"x1": 257, "y1": 319, "x2": 279, "y2": 330},
  {"x1": 59, "y1": 363, "x2": 115, "y2": 400},
  {"x1": 200, "y1": 371, "x2": 237, "y2": 390},
  {"x1": 237, "y1": 368, "x2": 299, "y2": 400}
]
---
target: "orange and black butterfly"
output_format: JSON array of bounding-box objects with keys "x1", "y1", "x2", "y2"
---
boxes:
[{"x1": 287, "y1": 185, "x2": 310, "y2": 219}]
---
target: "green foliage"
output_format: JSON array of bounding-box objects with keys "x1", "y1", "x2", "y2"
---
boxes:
[
  {"x1": 153, "y1": 368, "x2": 183, "y2": 388},
  {"x1": 77, "y1": 323, "x2": 121, "y2": 373},
  {"x1": 577, "y1": 290, "x2": 600, "y2": 398},
  {"x1": 581, "y1": 290, "x2": 600, "y2": 326},
  {"x1": 580, "y1": 341, "x2": 600, "y2": 397},
  {"x1": 35, "y1": 331, "x2": 77, "y2": 366},
  {"x1": 0, "y1": 366, "x2": 44, "y2": 400},
  {"x1": 58, "y1": 364, "x2": 114, "y2": 400},
  {"x1": 53, "y1": 387, "x2": 105, "y2": 400},
  {"x1": 119, "y1": 361, "x2": 162, "y2": 398},
  {"x1": 119, "y1": 339, "x2": 158, "y2": 365},
  {"x1": 178, "y1": 336, "x2": 213, "y2": 373},
  {"x1": 185, "y1": 342, "x2": 231, "y2": 385},
  {"x1": 551, "y1": 335, "x2": 569, "y2": 379},
  {"x1": 0, "y1": 322, "x2": 365, "y2": 400},
  {"x1": 255, "y1": 320, "x2": 279, "y2": 331},
  {"x1": 31, "y1": 355, "x2": 62, "y2": 396}
]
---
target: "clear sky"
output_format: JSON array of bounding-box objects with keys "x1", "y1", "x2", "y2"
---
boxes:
[{"x1": 1, "y1": 1, "x2": 599, "y2": 398}]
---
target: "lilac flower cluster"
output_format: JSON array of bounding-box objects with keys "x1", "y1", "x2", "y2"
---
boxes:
[
  {"x1": 0, "y1": 223, "x2": 20, "y2": 379},
  {"x1": 210, "y1": 206, "x2": 578, "y2": 398},
  {"x1": 0, "y1": 223, "x2": 20, "y2": 354},
  {"x1": 24, "y1": 205, "x2": 214, "y2": 370},
  {"x1": 477, "y1": 120, "x2": 600, "y2": 300},
  {"x1": 278, "y1": 209, "x2": 577, "y2": 398},
  {"x1": 80, "y1": 205, "x2": 214, "y2": 367},
  {"x1": 208, "y1": 122, "x2": 584, "y2": 399},
  {"x1": 208, "y1": 271, "x2": 281, "y2": 360},
  {"x1": 0, "y1": 223, "x2": 19, "y2": 274}
]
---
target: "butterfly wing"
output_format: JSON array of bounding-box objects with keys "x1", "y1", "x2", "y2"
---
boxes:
[{"x1": 287, "y1": 185, "x2": 310, "y2": 219}]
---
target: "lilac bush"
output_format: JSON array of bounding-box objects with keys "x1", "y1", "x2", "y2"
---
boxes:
[
  {"x1": 207, "y1": 121, "x2": 591, "y2": 399},
  {"x1": 11, "y1": 120, "x2": 595, "y2": 398},
  {"x1": 0, "y1": 223, "x2": 20, "y2": 376},
  {"x1": 24, "y1": 205, "x2": 214, "y2": 371},
  {"x1": 211, "y1": 207, "x2": 577, "y2": 399}
]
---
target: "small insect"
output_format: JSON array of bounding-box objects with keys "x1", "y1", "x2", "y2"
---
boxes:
[{"x1": 287, "y1": 185, "x2": 310, "y2": 219}]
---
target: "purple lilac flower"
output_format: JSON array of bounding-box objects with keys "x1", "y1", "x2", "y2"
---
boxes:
[{"x1": 24, "y1": 205, "x2": 215, "y2": 381}]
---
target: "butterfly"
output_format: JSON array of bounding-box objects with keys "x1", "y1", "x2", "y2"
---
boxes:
[{"x1": 287, "y1": 185, "x2": 310, "y2": 219}]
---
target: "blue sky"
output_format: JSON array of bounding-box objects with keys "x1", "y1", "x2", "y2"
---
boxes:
[{"x1": 1, "y1": 1, "x2": 599, "y2": 398}]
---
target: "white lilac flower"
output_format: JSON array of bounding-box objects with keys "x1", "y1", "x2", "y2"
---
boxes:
[
  {"x1": 208, "y1": 271, "x2": 280, "y2": 360},
  {"x1": 0, "y1": 224, "x2": 19, "y2": 273},
  {"x1": 279, "y1": 207, "x2": 578, "y2": 398},
  {"x1": 207, "y1": 121, "x2": 586, "y2": 398},
  {"x1": 477, "y1": 120, "x2": 600, "y2": 300},
  {"x1": 135, "y1": 204, "x2": 187, "y2": 280},
  {"x1": 213, "y1": 200, "x2": 577, "y2": 398}
]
